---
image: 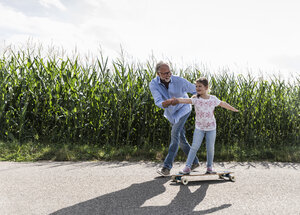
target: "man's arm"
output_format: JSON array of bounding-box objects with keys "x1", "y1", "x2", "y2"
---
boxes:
[
  {"x1": 183, "y1": 78, "x2": 196, "y2": 94},
  {"x1": 149, "y1": 81, "x2": 165, "y2": 109},
  {"x1": 219, "y1": 101, "x2": 239, "y2": 112}
]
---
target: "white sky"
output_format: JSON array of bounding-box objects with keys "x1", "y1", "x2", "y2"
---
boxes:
[{"x1": 0, "y1": 0, "x2": 300, "y2": 79}]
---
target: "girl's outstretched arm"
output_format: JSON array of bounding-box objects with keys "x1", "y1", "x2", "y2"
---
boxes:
[{"x1": 219, "y1": 101, "x2": 239, "y2": 112}]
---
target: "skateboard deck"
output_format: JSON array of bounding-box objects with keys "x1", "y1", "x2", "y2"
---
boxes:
[{"x1": 171, "y1": 171, "x2": 235, "y2": 185}]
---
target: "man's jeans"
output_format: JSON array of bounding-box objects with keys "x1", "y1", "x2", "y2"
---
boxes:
[
  {"x1": 186, "y1": 128, "x2": 216, "y2": 169},
  {"x1": 164, "y1": 112, "x2": 199, "y2": 170}
]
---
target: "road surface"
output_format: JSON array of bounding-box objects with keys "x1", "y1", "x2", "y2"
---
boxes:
[{"x1": 1, "y1": 161, "x2": 299, "y2": 214}]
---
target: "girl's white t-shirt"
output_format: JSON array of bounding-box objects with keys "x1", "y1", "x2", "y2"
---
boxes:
[{"x1": 191, "y1": 95, "x2": 221, "y2": 131}]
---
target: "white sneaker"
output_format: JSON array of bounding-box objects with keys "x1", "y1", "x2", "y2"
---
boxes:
[
  {"x1": 179, "y1": 166, "x2": 191, "y2": 175},
  {"x1": 205, "y1": 167, "x2": 216, "y2": 174}
]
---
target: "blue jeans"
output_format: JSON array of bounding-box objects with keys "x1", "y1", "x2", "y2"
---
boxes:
[
  {"x1": 186, "y1": 128, "x2": 216, "y2": 169},
  {"x1": 164, "y1": 112, "x2": 199, "y2": 169}
]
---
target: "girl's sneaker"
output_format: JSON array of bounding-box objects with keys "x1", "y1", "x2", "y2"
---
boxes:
[
  {"x1": 205, "y1": 167, "x2": 216, "y2": 174},
  {"x1": 179, "y1": 166, "x2": 191, "y2": 175}
]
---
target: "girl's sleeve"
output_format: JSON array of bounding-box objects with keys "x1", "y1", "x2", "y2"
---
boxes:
[
  {"x1": 214, "y1": 96, "x2": 221, "y2": 106},
  {"x1": 191, "y1": 97, "x2": 197, "y2": 105}
]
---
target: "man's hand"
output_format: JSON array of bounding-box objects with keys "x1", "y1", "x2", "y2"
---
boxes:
[
  {"x1": 162, "y1": 98, "x2": 180, "y2": 108},
  {"x1": 162, "y1": 99, "x2": 173, "y2": 108}
]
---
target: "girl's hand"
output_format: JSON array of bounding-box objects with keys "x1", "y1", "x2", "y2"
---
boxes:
[
  {"x1": 231, "y1": 107, "x2": 239, "y2": 112},
  {"x1": 171, "y1": 97, "x2": 179, "y2": 106}
]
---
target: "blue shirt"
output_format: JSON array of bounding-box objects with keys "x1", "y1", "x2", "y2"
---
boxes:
[{"x1": 149, "y1": 75, "x2": 196, "y2": 124}]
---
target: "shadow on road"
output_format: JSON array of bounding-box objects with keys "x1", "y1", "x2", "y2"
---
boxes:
[{"x1": 50, "y1": 177, "x2": 231, "y2": 215}]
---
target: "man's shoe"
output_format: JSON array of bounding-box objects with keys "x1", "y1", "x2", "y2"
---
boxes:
[
  {"x1": 191, "y1": 163, "x2": 200, "y2": 171},
  {"x1": 157, "y1": 167, "x2": 170, "y2": 176}
]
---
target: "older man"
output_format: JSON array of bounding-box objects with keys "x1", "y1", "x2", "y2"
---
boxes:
[{"x1": 149, "y1": 61, "x2": 199, "y2": 176}]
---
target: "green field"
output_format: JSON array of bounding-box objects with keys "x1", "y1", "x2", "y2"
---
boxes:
[{"x1": 0, "y1": 48, "x2": 299, "y2": 162}]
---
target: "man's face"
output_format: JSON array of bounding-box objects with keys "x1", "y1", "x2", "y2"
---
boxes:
[{"x1": 157, "y1": 65, "x2": 172, "y2": 82}]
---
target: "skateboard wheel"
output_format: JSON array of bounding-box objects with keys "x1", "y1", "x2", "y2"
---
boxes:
[
  {"x1": 171, "y1": 176, "x2": 176, "y2": 182},
  {"x1": 229, "y1": 175, "x2": 236, "y2": 182},
  {"x1": 181, "y1": 177, "x2": 189, "y2": 185}
]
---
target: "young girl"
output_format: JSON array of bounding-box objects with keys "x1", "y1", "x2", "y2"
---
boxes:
[{"x1": 165, "y1": 77, "x2": 239, "y2": 174}]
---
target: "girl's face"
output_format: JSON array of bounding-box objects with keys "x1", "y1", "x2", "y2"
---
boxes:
[{"x1": 196, "y1": 82, "x2": 208, "y2": 95}]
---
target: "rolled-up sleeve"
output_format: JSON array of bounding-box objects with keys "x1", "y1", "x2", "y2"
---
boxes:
[{"x1": 149, "y1": 81, "x2": 164, "y2": 109}]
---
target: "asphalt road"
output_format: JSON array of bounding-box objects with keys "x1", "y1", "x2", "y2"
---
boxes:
[{"x1": 1, "y1": 161, "x2": 299, "y2": 215}]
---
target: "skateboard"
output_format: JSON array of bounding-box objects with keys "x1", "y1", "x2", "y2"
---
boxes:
[{"x1": 171, "y1": 171, "x2": 235, "y2": 185}]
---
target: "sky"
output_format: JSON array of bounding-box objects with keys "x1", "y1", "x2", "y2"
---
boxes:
[{"x1": 0, "y1": 0, "x2": 300, "y2": 79}]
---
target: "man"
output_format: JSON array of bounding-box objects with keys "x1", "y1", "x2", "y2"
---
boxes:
[{"x1": 149, "y1": 61, "x2": 199, "y2": 176}]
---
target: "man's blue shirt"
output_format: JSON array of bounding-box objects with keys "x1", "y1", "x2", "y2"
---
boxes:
[{"x1": 149, "y1": 75, "x2": 196, "y2": 124}]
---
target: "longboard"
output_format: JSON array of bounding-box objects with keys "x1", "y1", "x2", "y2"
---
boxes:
[{"x1": 171, "y1": 171, "x2": 235, "y2": 185}]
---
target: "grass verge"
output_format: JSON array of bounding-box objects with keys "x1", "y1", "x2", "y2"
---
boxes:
[{"x1": 0, "y1": 141, "x2": 299, "y2": 163}]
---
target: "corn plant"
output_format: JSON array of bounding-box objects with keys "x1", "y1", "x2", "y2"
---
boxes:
[{"x1": 0, "y1": 49, "x2": 299, "y2": 154}]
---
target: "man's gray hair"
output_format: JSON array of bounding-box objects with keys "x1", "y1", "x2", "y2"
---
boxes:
[{"x1": 155, "y1": 61, "x2": 170, "y2": 73}]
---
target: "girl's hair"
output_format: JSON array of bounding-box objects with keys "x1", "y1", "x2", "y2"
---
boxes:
[
  {"x1": 192, "y1": 77, "x2": 209, "y2": 98},
  {"x1": 195, "y1": 77, "x2": 209, "y2": 87}
]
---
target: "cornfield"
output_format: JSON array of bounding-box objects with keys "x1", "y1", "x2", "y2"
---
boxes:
[{"x1": 0, "y1": 49, "x2": 299, "y2": 155}]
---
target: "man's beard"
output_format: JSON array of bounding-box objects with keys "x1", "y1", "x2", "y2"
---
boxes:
[{"x1": 163, "y1": 78, "x2": 170, "y2": 83}]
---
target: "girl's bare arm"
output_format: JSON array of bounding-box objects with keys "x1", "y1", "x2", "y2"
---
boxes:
[
  {"x1": 163, "y1": 97, "x2": 192, "y2": 107},
  {"x1": 173, "y1": 98, "x2": 192, "y2": 104},
  {"x1": 219, "y1": 101, "x2": 239, "y2": 112}
]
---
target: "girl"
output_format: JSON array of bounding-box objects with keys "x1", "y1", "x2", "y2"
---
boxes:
[{"x1": 165, "y1": 77, "x2": 239, "y2": 174}]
